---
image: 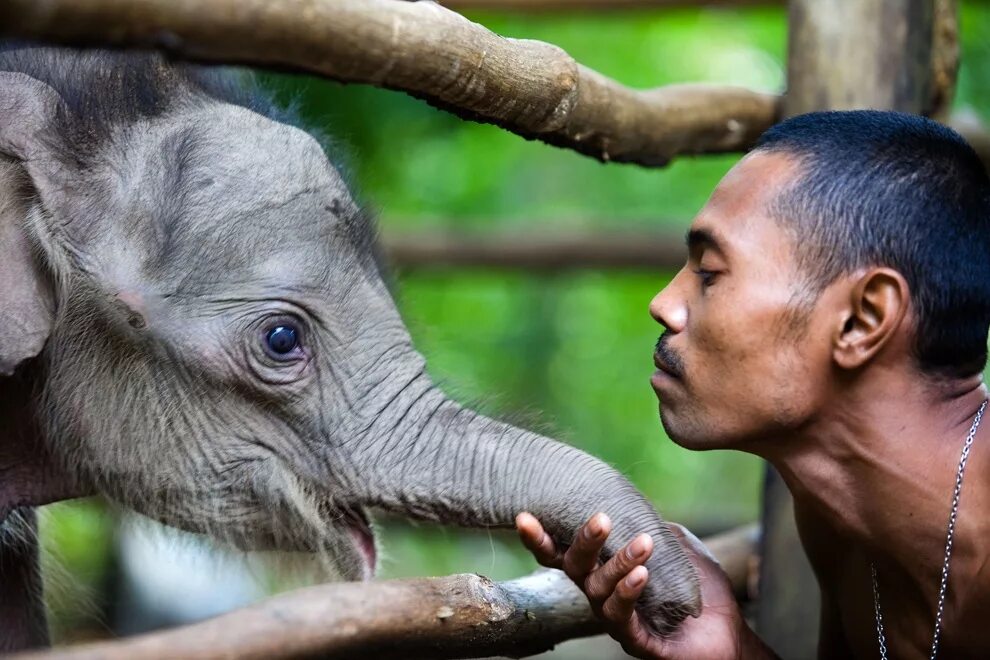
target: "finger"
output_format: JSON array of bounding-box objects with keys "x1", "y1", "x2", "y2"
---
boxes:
[
  {"x1": 585, "y1": 533, "x2": 653, "y2": 603},
  {"x1": 562, "y1": 513, "x2": 611, "y2": 582},
  {"x1": 601, "y1": 565, "x2": 648, "y2": 623},
  {"x1": 515, "y1": 512, "x2": 562, "y2": 568}
]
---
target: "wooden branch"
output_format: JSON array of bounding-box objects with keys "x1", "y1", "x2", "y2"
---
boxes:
[
  {"x1": 17, "y1": 525, "x2": 758, "y2": 660},
  {"x1": 438, "y1": 0, "x2": 781, "y2": 11},
  {"x1": 381, "y1": 229, "x2": 687, "y2": 270},
  {"x1": 18, "y1": 572, "x2": 597, "y2": 660},
  {"x1": 0, "y1": 0, "x2": 781, "y2": 167}
]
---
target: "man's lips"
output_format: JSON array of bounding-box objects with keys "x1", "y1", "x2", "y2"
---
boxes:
[{"x1": 653, "y1": 352, "x2": 680, "y2": 379}]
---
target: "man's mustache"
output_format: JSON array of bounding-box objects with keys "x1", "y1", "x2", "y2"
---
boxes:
[{"x1": 655, "y1": 332, "x2": 685, "y2": 379}]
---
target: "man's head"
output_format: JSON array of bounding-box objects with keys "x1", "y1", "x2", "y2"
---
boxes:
[{"x1": 650, "y1": 110, "x2": 990, "y2": 452}]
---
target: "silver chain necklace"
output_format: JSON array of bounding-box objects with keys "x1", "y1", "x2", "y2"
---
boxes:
[{"x1": 871, "y1": 399, "x2": 987, "y2": 660}]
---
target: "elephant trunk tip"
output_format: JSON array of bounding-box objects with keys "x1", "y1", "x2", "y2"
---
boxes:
[{"x1": 638, "y1": 531, "x2": 703, "y2": 635}]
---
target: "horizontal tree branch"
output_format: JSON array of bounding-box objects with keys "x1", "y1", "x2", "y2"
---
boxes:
[
  {"x1": 381, "y1": 229, "x2": 688, "y2": 270},
  {"x1": 23, "y1": 572, "x2": 597, "y2": 660},
  {"x1": 440, "y1": 0, "x2": 781, "y2": 11},
  {"x1": 0, "y1": 0, "x2": 781, "y2": 167},
  {"x1": 1, "y1": 2, "x2": 981, "y2": 172},
  {"x1": 18, "y1": 524, "x2": 758, "y2": 660}
]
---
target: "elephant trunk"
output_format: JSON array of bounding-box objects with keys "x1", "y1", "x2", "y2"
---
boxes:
[{"x1": 344, "y1": 370, "x2": 701, "y2": 635}]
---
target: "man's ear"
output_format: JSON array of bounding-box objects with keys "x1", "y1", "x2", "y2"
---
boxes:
[
  {"x1": 0, "y1": 72, "x2": 62, "y2": 375},
  {"x1": 832, "y1": 267, "x2": 910, "y2": 370}
]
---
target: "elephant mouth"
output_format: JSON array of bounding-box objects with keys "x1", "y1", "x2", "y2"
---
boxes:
[{"x1": 341, "y1": 505, "x2": 376, "y2": 578}]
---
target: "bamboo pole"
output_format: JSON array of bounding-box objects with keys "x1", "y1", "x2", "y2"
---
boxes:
[{"x1": 0, "y1": 0, "x2": 780, "y2": 167}]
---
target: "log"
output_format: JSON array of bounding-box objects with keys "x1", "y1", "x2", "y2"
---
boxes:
[
  {"x1": 16, "y1": 524, "x2": 758, "y2": 660},
  {"x1": 0, "y1": 0, "x2": 780, "y2": 167},
  {"x1": 19, "y1": 572, "x2": 597, "y2": 660},
  {"x1": 382, "y1": 229, "x2": 687, "y2": 270}
]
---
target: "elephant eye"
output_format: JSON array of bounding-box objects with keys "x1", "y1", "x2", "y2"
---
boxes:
[{"x1": 265, "y1": 325, "x2": 300, "y2": 356}]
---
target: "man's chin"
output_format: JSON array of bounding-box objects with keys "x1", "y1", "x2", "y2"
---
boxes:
[
  {"x1": 658, "y1": 404, "x2": 687, "y2": 444},
  {"x1": 659, "y1": 405, "x2": 721, "y2": 451}
]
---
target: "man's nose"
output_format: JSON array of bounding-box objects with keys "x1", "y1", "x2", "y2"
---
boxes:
[{"x1": 649, "y1": 276, "x2": 687, "y2": 332}]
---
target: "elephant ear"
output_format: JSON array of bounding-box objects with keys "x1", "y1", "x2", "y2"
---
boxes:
[{"x1": 0, "y1": 72, "x2": 61, "y2": 376}]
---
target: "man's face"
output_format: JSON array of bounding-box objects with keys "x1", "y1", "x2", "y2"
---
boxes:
[{"x1": 650, "y1": 150, "x2": 833, "y2": 452}]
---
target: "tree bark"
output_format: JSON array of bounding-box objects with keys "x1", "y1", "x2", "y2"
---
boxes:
[
  {"x1": 13, "y1": 524, "x2": 757, "y2": 660},
  {"x1": 0, "y1": 0, "x2": 780, "y2": 167}
]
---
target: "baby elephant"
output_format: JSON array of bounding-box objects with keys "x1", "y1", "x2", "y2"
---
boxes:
[{"x1": 0, "y1": 43, "x2": 698, "y2": 650}]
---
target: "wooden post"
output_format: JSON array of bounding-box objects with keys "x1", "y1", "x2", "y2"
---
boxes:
[{"x1": 755, "y1": 1, "x2": 954, "y2": 657}]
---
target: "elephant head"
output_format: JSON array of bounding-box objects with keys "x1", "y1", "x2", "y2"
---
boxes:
[{"x1": 0, "y1": 44, "x2": 699, "y2": 635}]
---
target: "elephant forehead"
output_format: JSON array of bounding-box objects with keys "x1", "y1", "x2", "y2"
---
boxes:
[
  {"x1": 121, "y1": 105, "x2": 349, "y2": 221},
  {"x1": 102, "y1": 106, "x2": 361, "y2": 286},
  {"x1": 134, "y1": 198, "x2": 349, "y2": 296}
]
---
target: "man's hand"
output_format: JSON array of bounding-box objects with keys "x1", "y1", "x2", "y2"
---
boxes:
[{"x1": 515, "y1": 512, "x2": 775, "y2": 660}]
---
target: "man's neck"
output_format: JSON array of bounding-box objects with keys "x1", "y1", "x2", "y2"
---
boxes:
[{"x1": 764, "y1": 373, "x2": 988, "y2": 555}]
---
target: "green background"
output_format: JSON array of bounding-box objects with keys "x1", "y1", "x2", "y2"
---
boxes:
[{"x1": 41, "y1": 2, "x2": 990, "y2": 643}]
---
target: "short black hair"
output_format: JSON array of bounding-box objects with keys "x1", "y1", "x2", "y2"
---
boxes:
[{"x1": 756, "y1": 110, "x2": 990, "y2": 379}]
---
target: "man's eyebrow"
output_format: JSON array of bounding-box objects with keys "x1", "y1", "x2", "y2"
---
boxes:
[{"x1": 685, "y1": 228, "x2": 725, "y2": 254}]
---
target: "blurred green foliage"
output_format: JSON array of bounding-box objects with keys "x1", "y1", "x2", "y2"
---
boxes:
[{"x1": 41, "y1": 1, "x2": 990, "y2": 637}]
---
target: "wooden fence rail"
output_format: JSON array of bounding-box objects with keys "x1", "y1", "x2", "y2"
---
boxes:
[
  {"x1": 0, "y1": 0, "x2": 780, "y2": 167},
  {"x1": 14, "y1": 525, "x2": 758, "y2": 660},
  {"x1": 2, "y1": 1, "x2": 985, "y2": 171},
  {"x1": 382, "y1": 229, "x2": 687, "y2": 270}
]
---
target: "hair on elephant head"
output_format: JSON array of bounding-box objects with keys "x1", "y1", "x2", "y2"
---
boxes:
[{"x1": 0, "y1": 43, "x2": 699, "y2": 648}]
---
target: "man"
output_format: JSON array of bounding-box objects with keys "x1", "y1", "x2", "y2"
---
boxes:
[{"x1": 517, "y1": 110, "x2": 990, "y2": 658}]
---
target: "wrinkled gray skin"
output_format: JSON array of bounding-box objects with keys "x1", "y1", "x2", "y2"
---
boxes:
[{"x1": 0, "y1": 45, "x2": 699, "y2": 650}]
